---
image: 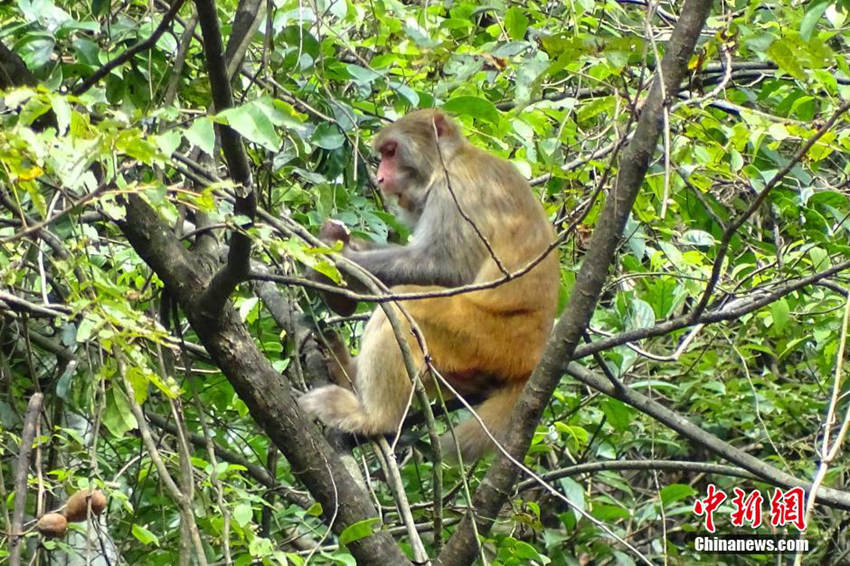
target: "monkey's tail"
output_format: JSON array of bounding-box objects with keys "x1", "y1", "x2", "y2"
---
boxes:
[{"x1": 440, "y1": 381, "x2": 526, "y2": 463}]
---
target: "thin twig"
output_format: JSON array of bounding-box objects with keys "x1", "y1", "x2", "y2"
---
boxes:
[
  {"x1": 797, "y1": 291, "x2": 850, "y2": 566},
  {"x1": 0, "y1": 184, "x2": 108, "y2": 244},
  {"x1": 116, "y1": 351, "x2": 208, "y2": 566},
  {"x1": 691, "y1": 101, "x2": 850, "y2": 319},
  {"x1": 9, "y1": 392, "x2": 44, "y2": 566},
  {"x1": 377, "y1": 438, "x2": 429, "y2": 564},
  {"x1": 72, "y1": 0, "x2": 187, "y2": 96}
]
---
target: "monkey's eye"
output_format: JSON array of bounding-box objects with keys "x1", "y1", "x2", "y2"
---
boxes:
[{"x1": 381, "y1": 141, "x2": 397, "y2": 158}]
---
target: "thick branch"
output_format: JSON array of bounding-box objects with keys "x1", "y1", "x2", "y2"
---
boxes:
[
  {"x1": 436, "y1": 2, "x2": 714, "y2": 564},
  {"x1": 0, "y1": 42, "x2": 36, "y2": 89},
  {"x1": 118, "y1": 194, "x2": 409, "y2": 565},
  {"x1": 194, "y1": 0, "x2": 256, "y2": 316}
]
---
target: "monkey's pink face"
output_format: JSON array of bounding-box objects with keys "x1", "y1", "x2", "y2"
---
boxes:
[{"x1": 376, "y1": 140, "x2": 404, "y2": 195}]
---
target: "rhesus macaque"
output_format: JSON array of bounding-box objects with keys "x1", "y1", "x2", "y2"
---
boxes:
[{"x1": 300, "y1": 109, "x2": 559, "y2": 461}]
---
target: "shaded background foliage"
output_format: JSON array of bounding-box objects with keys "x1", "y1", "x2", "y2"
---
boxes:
[{"x1": 1, "y1": 0, "x2": 850, "y2": 564}]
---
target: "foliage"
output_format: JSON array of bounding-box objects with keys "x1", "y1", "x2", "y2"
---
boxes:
[{"x1": 1, "y1": 0, "x2": 850, "y2": 564}]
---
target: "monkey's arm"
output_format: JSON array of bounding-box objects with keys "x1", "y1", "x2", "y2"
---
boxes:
[
  {"x1": 344, "y1": 240, "x2": 480, "y2": 287},
  {"x1": 345, "y1": 191, "x2": 488, "y2": 287}
]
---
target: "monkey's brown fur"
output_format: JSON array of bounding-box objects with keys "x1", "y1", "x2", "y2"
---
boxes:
[{"x1": 299, "y1": 109, "x2": 559, "y2": 461}]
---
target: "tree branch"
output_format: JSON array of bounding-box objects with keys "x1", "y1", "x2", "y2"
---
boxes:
[
  {"x1": 574, "y1": 258, "x2": 850, "y2": 360},
  {"x1": 564, "y1": 363, "x2": 850, "y2": 511},
  {"x1": 690, "y1": 100, "x2": 850, "y2": 319},
  {"x1": 118, "y1": 194, "x2": 410, "y2": 565},
  {"x1": 194, "y1": 0, "x2": 256, "y2": 316},
  {"x1": 71, "y1": 0, "x2": 188, "y2": 96},
  {"x1": 436, "y1": 2, "x2": 714, "y2": 563},
  {"x1": 9, "y1": 393, "x2": 43, "y2": 566}
]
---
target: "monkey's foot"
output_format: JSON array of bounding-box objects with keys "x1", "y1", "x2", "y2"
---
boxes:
[{"x1": 299, "y1": 385, "x2": 377, "y2": 435}]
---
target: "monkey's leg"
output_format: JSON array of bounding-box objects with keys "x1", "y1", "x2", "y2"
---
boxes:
[
  {"x1": 439, "y1": 381, "x2": 526, "y2": 463},
  {"x1": 323, "y1": 330, "x2": 357, "y2": 388},
  {"x1": 299, "y1": 307, "x2": 419, "y2": 436}
]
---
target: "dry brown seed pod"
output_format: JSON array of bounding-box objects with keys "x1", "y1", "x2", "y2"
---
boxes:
[
  {"x1": 37, "y1": 512, "x2": 68, "y2": 538},
  {"x1": 63, "y1": 488, "x2": 107, "y2": 522},
  {"x1": 89, "y1": 489, "x2": 107, "y2": 515}
]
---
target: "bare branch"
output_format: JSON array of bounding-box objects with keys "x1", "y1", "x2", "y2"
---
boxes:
[
  {"x1": 9, "y1": 393, "x2": 44, "y2": 566},
  {"x1": 517, "y1": 460, "x2": 761, "y2": 492}
]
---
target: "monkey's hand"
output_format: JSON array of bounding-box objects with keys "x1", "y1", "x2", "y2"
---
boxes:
[
  {"x1": 308, "y1": 220, "x2": 360, "y2": 316},
  {"x1": 319, "y1": 219, "x2": 350, "y2": 245}
]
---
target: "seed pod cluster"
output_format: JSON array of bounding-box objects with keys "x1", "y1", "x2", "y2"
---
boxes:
[
  {"x1": 36, "y1": 488, "x2": 107, "y2": 538},
  {"x1": 63, "y1": 489, "x2": 107, "y2": 522}
]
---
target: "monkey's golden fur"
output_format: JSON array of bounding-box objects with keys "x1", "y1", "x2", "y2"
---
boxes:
[{"x1": 299, "y1": 110, "x2": 559, "y2": 461}]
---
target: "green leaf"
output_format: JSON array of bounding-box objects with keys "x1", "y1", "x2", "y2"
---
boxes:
[
  {"x1": 237, "y1": 297, "x2": 259, "y2": 322},
  {"x1": 312, "y1": 123, "x2": 345, "y2": 150},
  {"x1": 442, "y1": 96, "x2": 500, "y2": 124},
  {"x1": 248, "y1": 536, "x2": 274, "y2": 558},
  {"x1": 19, "y1": 95, "x2": 51, "y2": 127},
  {"x1": 505, "y1": 7, "x2": 529, "y2": 40},
  {"x1": 117, "y1": 130, "x2": 158, "y2": 163},
  {"x1": 771, "y1": 298, "x2": 790, "y2": 333},
  {"x1": 513, "y1": 540, "x2": 545, "y2": 561},
  {"x1": 103, "y1": 385, "x2": 138, "y2": 438},
  {"x1": 660, "y1": 484, "x2": 696, "y2": 505},
  {"x1": 801, "y1": 0, "x2": 830, "y2": 41},
  {"x1": 347, "y1": 64, "x2": 382, "y2": 84},
  {"x1": 154, "y1": 130, "x2": 182, "y2": 159},
  {"x1": 232, "y1": 503, "x2": 253, "y2": 527},
  {"x1": 591, "y1": 504, "x2": 631, "y2": 521},
  {"x1": 50, "y1": 94, "x2": 71, "y2": 135},
  {"x1": 390, "y1": 81, "x2": 419, "y2": 106},
  {"x1": 627, "y1": 298, "x2": 655, "y2": 330},
  {"x1": 600, "y1": 398, "x2": 633, "y2": 432},
  {"x1": 766, "y1": 38, "x2": 806, "y2": 80},
  {"x1": 681, "y1": 229, "x2": 715, "y2": 247},
  {"x1": 131, "y1": 523, "x2": 160, "y2": 546},
  {"x1": 558, "y1": 477, "x2": 586, "y2": 521},
  {"x1": 338, "y1": 517, "x2": 380, "y2": 546},
  {"x1": 218, "y1": 104, "x2": 282, "y2": 151},
  {"x1": 184, "y1": 117, "x2": 216, "y2": 157}
]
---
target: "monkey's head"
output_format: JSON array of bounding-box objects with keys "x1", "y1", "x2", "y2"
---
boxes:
[{"x1": 373, "y1": 109, "x2": 463, "y2": 212}]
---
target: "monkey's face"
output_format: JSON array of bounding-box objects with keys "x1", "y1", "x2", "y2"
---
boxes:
[
  {"x1": 376, "y1": 140, "x2": 403, "y2": 195},
  {"x1": 375, "y1": 138, "x2": 428, "y2": 212},
  {"x1": 373, "y1": 110, "x2": 461, "y2": 214}
]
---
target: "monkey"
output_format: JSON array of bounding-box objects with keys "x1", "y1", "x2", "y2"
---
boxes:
[{"x1": 299, "y1": 109, "x2": 559, "y2": 462}]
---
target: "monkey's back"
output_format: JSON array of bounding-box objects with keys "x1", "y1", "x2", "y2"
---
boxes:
[{"x1": 422, "y1": 143, "x2": 560, "y2": 381}]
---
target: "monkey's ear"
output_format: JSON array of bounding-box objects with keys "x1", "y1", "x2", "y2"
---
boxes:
[{"x1": 433, "y1": 111, "x2": 449, "y2": 137}]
